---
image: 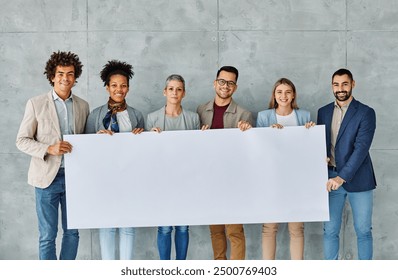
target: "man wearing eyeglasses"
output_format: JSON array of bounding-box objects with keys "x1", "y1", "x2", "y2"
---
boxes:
[{"x1": 197, "y1": 65, "x2": 252, "y2": 260}]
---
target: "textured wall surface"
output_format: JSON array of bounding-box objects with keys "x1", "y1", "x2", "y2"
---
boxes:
[{"x1": 1, "y1": 0, "x2": 397, "y2": 260}]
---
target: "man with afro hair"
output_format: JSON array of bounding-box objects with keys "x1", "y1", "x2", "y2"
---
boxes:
[{"x1": 16, "y1": 51, "x2": 89, "y2": 260}]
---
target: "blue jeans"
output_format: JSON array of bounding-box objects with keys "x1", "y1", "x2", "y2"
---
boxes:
[
  {"x1": 157, "y1": 226, "x2": 189, "y2": 260},
  {"x1": 323, "y1": 170, "x2": 373, "y2": 260},
  {"x1": 99, "y1": 227, "x2": 135, "y2": 259},
  {"x1": 35, "y1": 168, "x2": 79, "y2": 260}
]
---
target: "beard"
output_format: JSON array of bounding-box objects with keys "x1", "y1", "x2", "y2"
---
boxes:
[
  {"x1": 334, "y1": 90, "x2": 352, "y2": 102},
  {"x1": 216, "y1": 89, "x2": 233, "y2": 100}
]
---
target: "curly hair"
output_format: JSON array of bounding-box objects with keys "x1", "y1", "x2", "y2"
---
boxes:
[
  {"x1": 44, "y1": 51, "x2": 83, "y2": 86},
  {"x1": 100, "y1": 60, "x2": 134, "y2": 87}
]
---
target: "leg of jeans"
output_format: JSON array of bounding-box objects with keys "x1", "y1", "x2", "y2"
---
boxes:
[
  {"x1": 35, "y1": 185, "x2": 60, "y2": 260},
  {"x1": 157, "y1": 226, "x2": 172, "y2": 260},
  {"x1": 175, "y1": 226, "x2": 189, "y2": 260},
  {"x1": 323, "y1": 175, "x2": 347, "y2": 260},
  {"x1": 348, "y1": 190, "x2": 373, "y2": 260},
  {"x1": 119, "y1": 227, "x2": 135, "y2": 260},
  {"x1": 262, "y1": 223, "x2": 278, "y2": 260},
  {"x1": 209, "y1": 225, "x2": 227, "y2": 260},
  {"x1": 59, "y1": 186, "x2": 79, "y2": 260},
  {"x1": 288, "y1": 222, "x2": 304, "y2": 260},
  {"x1": 226, "y1": 224, "x2": 245, "y2": 260},
  {"x1": 99, "y1": 228, "x2": 117, "y2": 260}
]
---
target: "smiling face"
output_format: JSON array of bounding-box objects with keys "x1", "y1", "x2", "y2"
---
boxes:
[
  {"x1": 51, "y1": 65, "x2": 76, "y2": 100},
  {"x1": 163, "y1": 79, "x2": 185, "y2": 105},
  {"x1": 106, "y1": 74, "x2": 129, "y2": 103},
  {"x1": 214, "y1": 70, "x2": 238, "y2": 102},
  {"x1": 332, "y1": 74, "x2": 355, "y2": 104},
  {"x1": 273, "y1": 83, "x2": 295, "y2": 109}
]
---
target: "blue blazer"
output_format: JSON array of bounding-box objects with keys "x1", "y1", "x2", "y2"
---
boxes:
[
  {"x1": 256, "y1": 108, "x2": 310, "y2": 127},
  {"x1": 317, "y1": 98, "x2": 377, "y2": 192}
]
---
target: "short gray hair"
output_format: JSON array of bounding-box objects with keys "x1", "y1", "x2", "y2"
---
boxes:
[{"x1": 165, "y1": 74, "x2": 185, "y2": 90}]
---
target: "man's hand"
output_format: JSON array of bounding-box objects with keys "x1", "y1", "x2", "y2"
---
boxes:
[
  {"x1": 201, "y1": 124, "x2": 210, "y2": 130},
  {"x1": 326, "y1": 176, "x2": 345, "y2": 192},
  {"x1": 238, "y1": 120, "x2": 252, "y2": 131},
  {"x1": 47, "y1": 141, "x2": 73, "y2": 156}
]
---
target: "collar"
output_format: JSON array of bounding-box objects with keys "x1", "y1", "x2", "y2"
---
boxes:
[
  {"x1": 206, "y1": 98, "x2": 237, "y2": 113},
  {"x1": 52, "y1": 89, "x2": 73, "y2": 101},
  {"x1": 334, "y1": 98, "x2": 352, "y2": 109}
]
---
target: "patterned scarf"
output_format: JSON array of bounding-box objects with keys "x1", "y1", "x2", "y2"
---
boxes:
[{"x1": 102, "y1": 97, "x2": 127, "y2": 132}]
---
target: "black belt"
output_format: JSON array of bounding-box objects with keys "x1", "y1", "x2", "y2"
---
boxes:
[{"x1": 328, "y1": 166, "x2": 337, "y2": 172}]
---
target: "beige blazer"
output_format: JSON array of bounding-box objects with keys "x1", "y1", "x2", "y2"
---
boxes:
[
  {"x1": 16, "y1": 91, "x2": 89, "y2": 188},
  {"x1": 196, "y1": 98, "x2": 253, "y2": 128}
]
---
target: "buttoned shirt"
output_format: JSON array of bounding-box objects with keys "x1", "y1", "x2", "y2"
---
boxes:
[
  {"x1": 330, "y1": 99, "x2": 352, "y2": 167},
  {"x1": 52, "y1": 90, "x2": 74, "y2": 167}
]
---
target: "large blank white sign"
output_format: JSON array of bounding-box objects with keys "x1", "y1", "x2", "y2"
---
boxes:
[{"x1": 64, "y1": 125, "x2": 329, "y2": 229}]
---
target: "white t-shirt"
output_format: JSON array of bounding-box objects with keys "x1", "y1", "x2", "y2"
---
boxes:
[
  {"x1": 116, "y1": 110, "x2": 132, "y2": 132},
  {"x1": 165, "y1": 113, "x2": 186, "y2": 131},
  {"x1": 276, "y1": 111, "x2": 298, "y2": 127}
]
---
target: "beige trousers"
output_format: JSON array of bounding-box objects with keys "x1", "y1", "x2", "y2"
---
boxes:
[
  {"x1": 262, "y1": 222, "x2": 304, "y2": 260},
  {"x1": 209, "y1": 224, "x2": 246, "y2": 260}
]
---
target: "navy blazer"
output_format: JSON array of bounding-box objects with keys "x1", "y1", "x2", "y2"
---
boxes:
[{"x1": 317, "y1": 98, "x2": 377, "y2": 192}]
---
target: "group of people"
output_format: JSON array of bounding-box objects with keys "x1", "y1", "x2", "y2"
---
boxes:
[{"x1": 16, "y1": 51, "x2": 376, "y2": 260}]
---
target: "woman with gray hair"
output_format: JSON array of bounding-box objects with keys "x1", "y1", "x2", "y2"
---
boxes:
[{"x1": 146, "y1": 74, "x2": 200, "y2": 260}]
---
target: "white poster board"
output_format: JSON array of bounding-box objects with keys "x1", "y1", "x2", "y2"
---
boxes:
[{"x1": 64, "y1": 125, "x2": 329, "y2": 229}]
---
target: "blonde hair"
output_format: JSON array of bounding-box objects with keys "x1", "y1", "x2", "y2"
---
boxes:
[{"x1": 268, "y1": 78, "x2": 299, "y2": 109}]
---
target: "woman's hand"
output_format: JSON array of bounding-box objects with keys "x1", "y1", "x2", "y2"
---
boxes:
[
  {"x1": 270, "y1": 123, "x2": 283, "y2": 129},
  {"x1": 132, "y1": 128, "x2": 144, "y2": 134},
  {"x1": 305, "y1": 121, "x2": 316, "y2": 129},
  {"x1": 97, "y1": 129, "x2": 114, "y2": 135},
  {"x1": 151, "y1": 127, "x2": 162, "y2": 133}
]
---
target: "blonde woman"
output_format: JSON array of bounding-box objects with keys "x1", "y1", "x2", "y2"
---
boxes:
[{"x1": 257, "y1": 77, "x2": 314, "y2": 260}]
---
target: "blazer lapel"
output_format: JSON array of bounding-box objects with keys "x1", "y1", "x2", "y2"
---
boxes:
[
  {"x1": 47, "y1": 91, "x2": 62, "y2": 139},
  {"x1": 323, "y1": 104, "x2": 334, "y2": 129},
  {"x1": 336, "y1": 99, "x2": 358, "y2": 144},
  {"x1": 322, "y1": 103, "x2": 334, "y2": 149},
  {"x1": 72, "y1": 94, "x2": 81, "y2": 134},
  {"x1": 159, "y1": 106, "x2": 166, "y2": 131},
  {"x1": 202, "y1": 101, "x2": 214, "y2": 127},
  {"x1": 224, "y1": 99, "x2": 237, "y2": 128}
]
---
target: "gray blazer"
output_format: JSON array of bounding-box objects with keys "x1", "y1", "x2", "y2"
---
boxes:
[
  {"x1": 197, "y1": 99, "x2": 253, "y2": 128},
  {"x1": 16, "y1": 90, "x2": 89, "y2": 188},
  {"x1": 85, "y1": 104, "x2": 145, "y2": 134},
  {"x1": 146, "y1": 106, "x2": 200, "y2": 131}
]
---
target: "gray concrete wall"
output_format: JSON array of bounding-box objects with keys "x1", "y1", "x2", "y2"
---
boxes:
[{"x1": 1, "y1": 0, "x2": 397, "y2": 260}]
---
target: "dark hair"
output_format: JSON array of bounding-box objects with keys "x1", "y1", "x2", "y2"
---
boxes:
[
  {"x1": 268, "y1": 78, "x2": 299, "y2": 109},
  {"x1": 100, "y1": 60, "x2": 134, "y2": 87},
  {"x1": 44, "y1": 51, "x2": 83, "y2": 86},
  {"x1": 332, "y1": 68, "x2": 354, "y2": 82},
  {"x1": 164, "y1": 74, "x2": 185, "y2": 90},
  {"x1": 216, "y1": 66, "x2": 239, "y2": 82}
]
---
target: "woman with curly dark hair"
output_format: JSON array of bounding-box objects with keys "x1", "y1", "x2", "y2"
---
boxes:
[{"x1": 85, "y1": 60, "x2": 144, "y2": 259}]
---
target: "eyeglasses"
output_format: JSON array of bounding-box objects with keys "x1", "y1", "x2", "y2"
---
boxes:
[{"x1": 216, "y1": 79, "x2": 236, "y2": 87}]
